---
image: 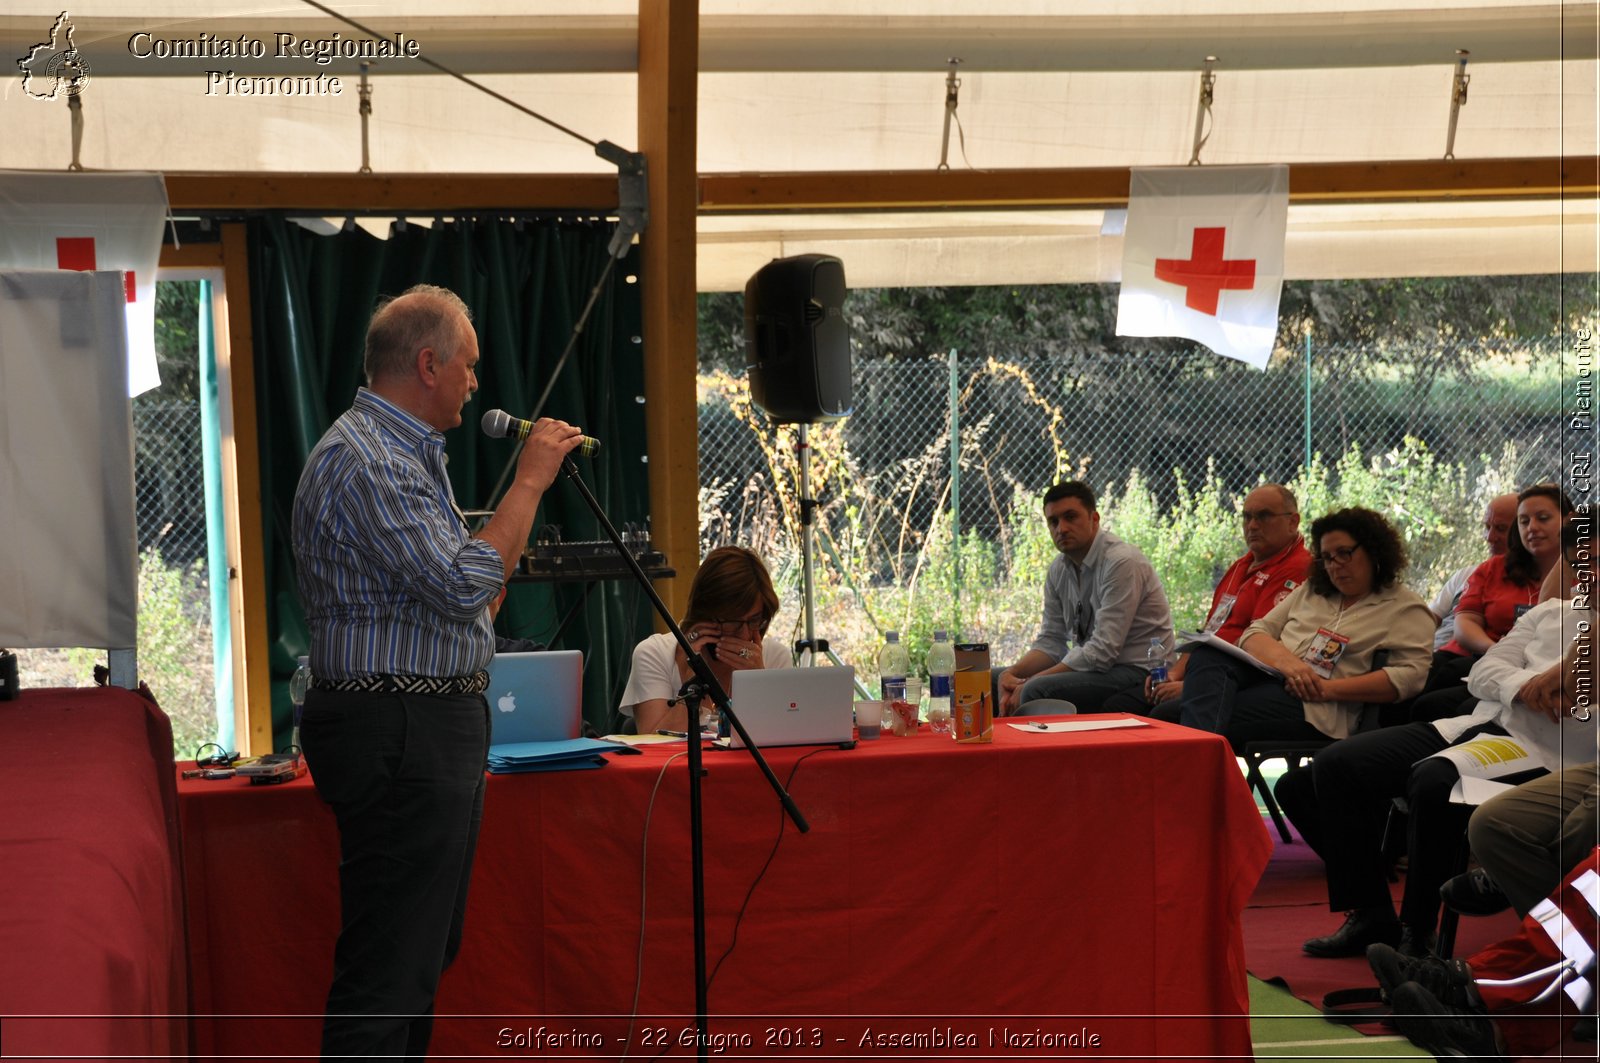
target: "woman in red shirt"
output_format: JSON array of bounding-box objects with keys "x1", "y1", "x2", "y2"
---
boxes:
[{"x1": 1407, "y1": 482, "x2": 1571, "y2": 722}]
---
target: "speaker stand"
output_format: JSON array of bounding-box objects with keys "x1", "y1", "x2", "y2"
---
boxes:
[{"x1": 790, "y1": 425, "x2": 862, "y2": 687}]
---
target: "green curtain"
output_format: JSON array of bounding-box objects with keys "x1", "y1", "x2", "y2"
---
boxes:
[{"x1": 250, "y1": 215, "x2": 652, "y2": 746}]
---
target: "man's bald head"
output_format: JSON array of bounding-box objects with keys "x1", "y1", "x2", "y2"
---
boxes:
[
  {"x1": 1241, "y1": 482, "x2": 1301, "y2": 561},
  {"x1": 1483, "y1": 493, "x2": 1519, "y2": 555}
]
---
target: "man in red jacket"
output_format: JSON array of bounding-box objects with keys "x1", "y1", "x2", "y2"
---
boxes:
[{"x1": 1103, "y1": 481, "x2": 1309, "y2": 715}]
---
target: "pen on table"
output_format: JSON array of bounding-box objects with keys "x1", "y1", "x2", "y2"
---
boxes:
[
  {"x1": 1032, "y1": 722, "x2": 1049, "y2": 731},
  {"x1": 656, "y1": 729, "x2": 689, "y2": 738}
]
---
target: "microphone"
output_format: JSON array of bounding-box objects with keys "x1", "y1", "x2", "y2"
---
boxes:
[{"x1": 481, "y1": 409, "x2": 599, "y2": 457}]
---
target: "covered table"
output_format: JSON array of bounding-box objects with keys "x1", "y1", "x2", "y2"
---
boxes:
[
  {"x1": 0, "y1": 686, "x2": 187, "y2": 1060},
  {"x1": 182, "y1": 715, "x2": 1270, "y2": 1059}
]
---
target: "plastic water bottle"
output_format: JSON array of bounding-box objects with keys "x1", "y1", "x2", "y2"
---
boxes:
[
  {"x1": 1146, "y1": 637, "x2": 1170, "y2": 687},
  {"x1": 289, "y1": 655, "x2": 312, "y2": 753},
  {"x1": 878, "y1": 631, "x2": 908, "y2": 703},
  {"x1": 925, "y1": 630, "x2": 956, "y2": 733}
]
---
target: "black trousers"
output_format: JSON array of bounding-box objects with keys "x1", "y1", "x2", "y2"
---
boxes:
[
  {"x1": 1274, "y1": 719, "x2": 1523, "y2": 930},
  {"x1": 1402, "y1": 650, "x2": 1482, "y2": 723},
  {"x1": 301, "y1": 687, "x2": 491, "y2": 1061},
  {"x1": 1177, "y1": 645, "x2": 1325, "y2": 752}
]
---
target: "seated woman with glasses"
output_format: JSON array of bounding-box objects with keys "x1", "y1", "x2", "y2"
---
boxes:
[
  {"x1": 619, "y1": 545, "x2": 791, "y2": 734},
  {"x1": 1175, "y1": 506, "x2": 1435, "y2": 750}
]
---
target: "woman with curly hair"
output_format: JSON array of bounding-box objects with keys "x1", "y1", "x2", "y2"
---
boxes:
[{"x1": 1175, "y1": 506, "x2": 1436, "y2": 748}]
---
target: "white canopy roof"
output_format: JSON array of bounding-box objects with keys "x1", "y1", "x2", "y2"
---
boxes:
[{"x1": 2, "y1": 0, "x2": 1595, "y2": 287}]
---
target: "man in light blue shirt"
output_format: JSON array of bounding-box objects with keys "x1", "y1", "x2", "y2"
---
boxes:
[
  {"x1": 293, "y1": 284, "x2": 584, "y2": 1059},
  {"x1": 998, "y1": 481, "x2": 1174, "y2": 715}
]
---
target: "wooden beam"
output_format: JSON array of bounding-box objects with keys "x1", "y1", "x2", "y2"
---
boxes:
[
  {"x1": 638, "y1": 0, "x2": 701, "y2": 620},
  {"x1": 161, "y1": 173, "x2": 617, "y2": 213},
  {"x1": 216, "y1": 223, "x2": 273, "y2": 756},
  {"x1": 160, "y1": 242, "x2": 224, "y2": 270},
  {"x1": 698, "y1": 157, "x2": 1600, "y2": 213},
  {"x1": 155, "y1": 158, "x2": 1596, "y2": 218}
]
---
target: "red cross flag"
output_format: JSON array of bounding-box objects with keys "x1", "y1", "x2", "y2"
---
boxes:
[
  {"x1": 1115, "y1": 164, "x2": 1289, "y2": 370},
  {"x1": 0, "y1": 172, "x2": 168, "y2": 395}
]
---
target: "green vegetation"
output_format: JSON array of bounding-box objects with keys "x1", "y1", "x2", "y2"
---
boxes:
[
  {"x1": 62, "y1": 549, "x2": 217, "y2": 757},
  {"x1": 695, "y1": 272, "x2": 1590, "y2": 680}
]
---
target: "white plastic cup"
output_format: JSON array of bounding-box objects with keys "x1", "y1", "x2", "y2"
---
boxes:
[{"x1": 856, "y1": 700, "x2": 885, "y2": 740}]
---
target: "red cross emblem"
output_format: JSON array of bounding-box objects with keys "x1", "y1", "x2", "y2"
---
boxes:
[
  {"x1": 55, "y1": 236, "x2": 136, "y2": 303},
  {"x1": 1153, "y1": 227, "x2": 1255, "y2": 316}
]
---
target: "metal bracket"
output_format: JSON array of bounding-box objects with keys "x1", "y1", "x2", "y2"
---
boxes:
[
  {"x1": 596, "y1": 139, "x2": 649, "y2": 259},
  {"x1": 938, "y1": 57, "x2": 963, "y2": 171},
  {"x1": 1188, "y1": 56, "x2": 1218, "y2": 166},
  {"x1": 1444, "y1": 50, "x2": 1470, "y2": 160},
  {"x1": 358, "y1": 61, "x2": 374, "y2": 174}
]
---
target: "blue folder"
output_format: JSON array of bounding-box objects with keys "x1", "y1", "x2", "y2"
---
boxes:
[{"x1": 486, "y1": 736, "x2": 620, "y2": 774}]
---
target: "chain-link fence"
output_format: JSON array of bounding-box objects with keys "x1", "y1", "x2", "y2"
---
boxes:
[
  {"x1": 697, "y1": 339, "x2": 1566, "y2": 669},
  {"x1": 118, "y1": 342, "x2": 1568, "y2": 683},
  {"x1": 132, "y1": 401, "x2": 209, "y2": 565},
  {"x1": 133, "y1": 400, "x2": 214, "y2": 756}
]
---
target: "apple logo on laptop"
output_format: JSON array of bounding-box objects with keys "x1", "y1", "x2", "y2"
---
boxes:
[{"x1": 497, "y1": 691, "x2": 517, "y2": 713}]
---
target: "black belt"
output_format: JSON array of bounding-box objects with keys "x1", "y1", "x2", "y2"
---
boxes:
[{"x1": 311, "y1": 671, "x2": 490, "y2": 696}]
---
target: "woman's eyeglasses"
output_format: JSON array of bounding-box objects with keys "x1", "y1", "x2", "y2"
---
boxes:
[
  {"x1": 709, "y1": 614, "x2": 766, "y2": 634},
  {"x1": 1315, "y1": 545, "x2": 1361, "y2": 566}
]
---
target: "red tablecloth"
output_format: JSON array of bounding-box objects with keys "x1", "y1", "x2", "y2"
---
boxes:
[
  {"x1": 181, "y1": 716, "x2": 1270, "y2": 1060},
  {"x1": 0, "y1": 686, "x2": 186, "y2": 1060}
]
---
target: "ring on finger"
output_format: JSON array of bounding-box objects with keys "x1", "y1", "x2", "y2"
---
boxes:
[{"x1": 739, "y1": 648, "x2": 751, "y2": 659}]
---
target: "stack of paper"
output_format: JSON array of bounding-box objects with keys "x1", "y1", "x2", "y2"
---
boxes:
[{"x1": 487, "y1": 737, "x2": 623, "y2": 774}]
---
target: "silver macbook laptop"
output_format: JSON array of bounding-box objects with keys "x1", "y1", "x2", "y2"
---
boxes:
[
  {"x1": 725, "y1": 666, "x2": 856, "y2": 748},
  {"x1": 486, "y1": 650, "x2": 584, "y2": 746}
]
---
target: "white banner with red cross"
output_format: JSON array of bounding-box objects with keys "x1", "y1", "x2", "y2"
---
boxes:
[
  {"x1": 0, "y1": 171, "x2": 168, "y2": 396},
  {"x1": 1115, "y1": 164, "x2": 1289, "y2": 370}
]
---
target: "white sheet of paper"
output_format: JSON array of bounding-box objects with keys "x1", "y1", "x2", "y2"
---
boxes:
[
  {"x1": 1450, "y1": 775, "x2": 1517, "y2": 806},
  {"x1": 1177, "y1": 630, "x2": 1283, "y2": 677},
  {"x1": 1424, "y1": 735, "x2": 1540, "y2": 781},
  {"x1": 1007, "y1": 718, "x2": 1152, "y2": 734}
]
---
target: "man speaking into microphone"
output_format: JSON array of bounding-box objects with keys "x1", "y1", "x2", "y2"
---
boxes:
[{"x1": 291, "y1": 284, "x2": 583, "y2": 1059}]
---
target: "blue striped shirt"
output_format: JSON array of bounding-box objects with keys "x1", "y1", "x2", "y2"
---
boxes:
[{"x1": 291, "y1": 388, "x2": 504, "y2": 680}]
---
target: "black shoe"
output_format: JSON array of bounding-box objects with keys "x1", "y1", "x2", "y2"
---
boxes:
[
  {"x1": 1397, "y1": 925, "x2": 1437, "y2": 959},
  {"x1": 1441, "y1": 867, "x2": 1511, "y2": 916},
  {"x1": 1389, "y1": 980, "x2": 1502, "y2": 1060},
  {"x1": 1367, "y1": 942, "x2": 1474, "y2": 1008},
  {"x1": 1304, "y1": 908, "x2": 1402, "y2": 958}
]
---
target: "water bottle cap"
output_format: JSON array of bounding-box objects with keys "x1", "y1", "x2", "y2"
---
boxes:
[
  {"x1": 297, "y1": 655, "x2": 309, "y2": 668},
  {"x1": 933, "y1": 630, "x2": 948, "y2": 641},
  {"x1": 886, "y1": 631, "x2": 900, "y2": 642}
]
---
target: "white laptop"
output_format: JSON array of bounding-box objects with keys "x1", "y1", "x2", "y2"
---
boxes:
[
  {"x1": 485, "y1": 650, "x2": 584, "y2": 746},
  {"x1": 725, "y1": 666, "x2": 856, "y2": 748}
]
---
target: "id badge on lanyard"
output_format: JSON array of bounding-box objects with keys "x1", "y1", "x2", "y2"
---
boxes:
[
  {"x1": 1304, "y1": 627, "x2": 1351, "y2": 680},
  {"x1": 1204, "y1": 594, "x2": 1237, "y2": 634}
]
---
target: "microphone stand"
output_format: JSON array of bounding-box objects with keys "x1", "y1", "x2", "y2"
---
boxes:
[{"x1": 557, "y1": 455, "x2": 809, "y2": 1059}]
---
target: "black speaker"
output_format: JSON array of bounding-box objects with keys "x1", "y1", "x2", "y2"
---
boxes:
[{"x1": 744, "y1": 254, "x2": 853, "y2": 424}]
